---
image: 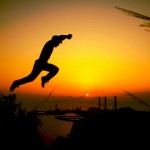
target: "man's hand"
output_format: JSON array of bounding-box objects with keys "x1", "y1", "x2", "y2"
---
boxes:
[{"x1": 67, "y1": 34, "x2": 72, "y2": 39}]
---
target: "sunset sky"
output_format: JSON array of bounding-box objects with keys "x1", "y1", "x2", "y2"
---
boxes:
[{"x1": 1, "y1": 0, "x2": 150, "y2": 99}]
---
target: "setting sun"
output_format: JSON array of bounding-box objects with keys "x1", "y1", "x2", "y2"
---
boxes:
[{"x1": 86, "y1": 93, "x2": 89, "y2": 97}]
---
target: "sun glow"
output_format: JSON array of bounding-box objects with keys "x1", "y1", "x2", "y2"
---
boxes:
[{"x1": 86, "y1": 93, "x2": 89, "y2": 97}]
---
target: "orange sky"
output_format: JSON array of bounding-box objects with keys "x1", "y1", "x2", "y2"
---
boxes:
[{"x1": 1, "y1": 0, "x2": 150, "y2": 98}]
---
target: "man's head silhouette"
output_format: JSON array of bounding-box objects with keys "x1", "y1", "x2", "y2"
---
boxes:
[{"x1": 51, "y1": 35, "x2": 63, "y2": 47}]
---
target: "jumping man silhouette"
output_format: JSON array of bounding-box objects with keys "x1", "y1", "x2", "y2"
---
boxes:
[{"x1": 10, "y1": 34, "x2": 72, "y2": 92}]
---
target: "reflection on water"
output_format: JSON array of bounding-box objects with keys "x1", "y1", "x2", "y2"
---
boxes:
[{"x1": 39, "y1": 113, "x2": 74, "y2": 145}]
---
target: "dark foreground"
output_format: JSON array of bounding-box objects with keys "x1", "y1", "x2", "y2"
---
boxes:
[
  {"x1": 51, "y1": 107, "x2": 150, "y2": 150},
  {"x1": 0, "y1": 93, "x2": 149, "y2": 150}
]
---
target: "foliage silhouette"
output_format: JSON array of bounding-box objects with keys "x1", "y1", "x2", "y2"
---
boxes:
[
  {"x1": 124, "y1": 90, "x2": 150, "y2": 108},
  {"x1": 115, "y1": 6, "x2": 150, "y2": 32},
  {"x1": 0, "y1": 93, "x2": 48, "y2": 150}
]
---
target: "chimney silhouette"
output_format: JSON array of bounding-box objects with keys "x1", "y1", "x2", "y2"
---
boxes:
[
  {"x1": 114, "y1": 96, "x2": 117, "y2": 110},
  {"x1": 104, "y1": 96, "x2": 107, "y2": 110},
  {"x1": 98, "y1": 97, "x2": 101, "y2": 110}
]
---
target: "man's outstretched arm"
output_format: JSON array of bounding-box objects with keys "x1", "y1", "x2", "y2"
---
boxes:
[
  {"x1": 58, "y1": 34, "x2": 72, "y2": 40},
  {"x1": 51, "y1": 34, "x2": 72, "y2": 42},
  {"x1": 67, "y1": 34, "x2": 72, "y2": 39}
]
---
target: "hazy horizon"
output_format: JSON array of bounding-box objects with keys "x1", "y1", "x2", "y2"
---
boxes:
[{"x1": 2, "y1": 90, "x2": 148, "y2": 112}]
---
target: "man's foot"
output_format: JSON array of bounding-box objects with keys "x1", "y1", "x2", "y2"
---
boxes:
[
  {"x1": 41, "y1": 77, "x2": 48, "y2": 88},
  {"x1": 10, "y1": 81, "x2": 19, "y2": 92}
]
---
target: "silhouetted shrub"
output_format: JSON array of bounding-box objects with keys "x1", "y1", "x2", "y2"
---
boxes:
[{"x1": 0, "y1": 93, "x2": 48, "y2": 150}]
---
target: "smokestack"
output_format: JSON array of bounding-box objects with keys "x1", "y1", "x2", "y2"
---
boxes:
[
  {"x1": 114, "y1": 96, "x2": 117, "y2": 110},
  {"x1": 104, "y1": 96, "x2": 107, "y2": 110},
  {"x1": 98, "y1": 97, "x2": 101, "y2": 110}
]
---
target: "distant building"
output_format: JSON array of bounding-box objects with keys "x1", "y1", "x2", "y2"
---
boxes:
[{"x1": 88, "y1": 107, "x2": 101, "y2": 115}]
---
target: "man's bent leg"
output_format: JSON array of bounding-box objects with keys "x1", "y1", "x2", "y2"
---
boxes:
[{"x1": 41, "y1": 64, "x2": 59, "y2": 87}]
